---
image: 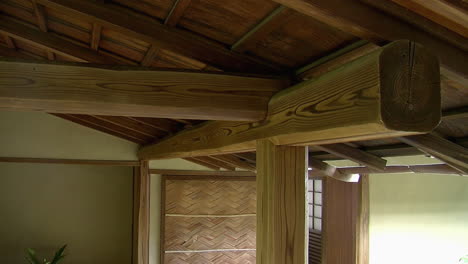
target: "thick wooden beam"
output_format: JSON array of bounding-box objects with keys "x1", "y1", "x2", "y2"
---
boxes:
[
  {"x1": 309, "y1": 157, "x2": 359, "y2": 182},
  {"x1": 36, "y1": 0, "x2": 280, "y2": 74},
  {"x1": 133, "y1": 161, "x2": 150, "y2": 264},
  {"x1": 257, "y1": 140, "x2": 308, "y2": 264},
  {"x1": 399, "y1": 134, "x2": 468, "y2": 174},
  {"x1": 139, "y1": 41, "x2": 441, "y2": 159},
  {"x1": 272, "y1": 0, "x2": 467, "y2": 81},
  {"x1": 0, "y1": 59, "x2": 285, "y2": 120},
  {"x1": 315, "y1": 144, "x2": 387, "y2": 171},
  {"x1": 296, "y1": 41, "x2": 380, "y2": 80},
  {"x1": 0, "y1": 17, "x2": 118, "y2": 64},
  {"x1": 165, "y1": 0, "x2": 192, "y2": 27}
]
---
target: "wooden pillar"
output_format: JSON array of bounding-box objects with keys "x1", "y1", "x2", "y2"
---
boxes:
[
  {"x1": 133, "y1": 161, "x2": 150, "y2": 264},
  {"x1": 257, "y1": 140, "x2": 308, "y2": 264},
  {"x1": 323, "y1": 175, "x2": 369, "y2": 264}
]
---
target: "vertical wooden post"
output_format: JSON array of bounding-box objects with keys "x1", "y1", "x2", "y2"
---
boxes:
[
  {"x1": 133, "y1": 161, "x2": 150, "y2": 264},
  {"x1": 323, "y1": 175, "x2": 369, "y2": 264},
  {"x1": 257, "y1": 140, "x2": 308, "y2": 264}
]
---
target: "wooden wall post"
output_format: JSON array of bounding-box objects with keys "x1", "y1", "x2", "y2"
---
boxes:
[
  {"x1": 256, "y1": 140, "x2": 308, "y2": 264},
  {"x1": 133, "y1": 161, "x2": 150, "y2": 264},
  {"x1": 323, "y1": 175, "x2": 369, "y2": 264}
]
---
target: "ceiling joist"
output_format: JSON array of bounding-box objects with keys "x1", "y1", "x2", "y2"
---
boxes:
[
  {"x1": 0, "y1": 59, "x2": 285, "y2": 120},
  {"x1": 314, "y1": 143, "x2": 387, "y2": 171},
  {"x1": 399, "y1": 133, "x2": 468, "y2": 175},
  {"x1": 0, "y1": 16, "x2": 118, "y2": 64},
  {"x1": 139, "y1": 41, "x2": 441, "y2": 160}
]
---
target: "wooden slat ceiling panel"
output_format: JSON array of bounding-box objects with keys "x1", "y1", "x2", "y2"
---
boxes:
[
  {"x1": 111, "y1": 0, "x2": 174, "y2": 21},
  {"x1": 178, "y1": 0, "x2": 280, "y2": 45},
  {"x1": 243, "y1": 10, "x2": 357, "y2": 68}
]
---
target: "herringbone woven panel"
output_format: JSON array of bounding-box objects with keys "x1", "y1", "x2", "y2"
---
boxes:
[
  {"x1": 165, "y1": 180, "x2": 256, "y2": 215},
  {"x1": 164, "y1": 179, "x2": 257, "y2": 263},
  {"x1": 165, "y1": 216, "x2": 256, "y2": 250},
  {"x1": 165, "y1": 251, "x2": 256, "y2": 264}
]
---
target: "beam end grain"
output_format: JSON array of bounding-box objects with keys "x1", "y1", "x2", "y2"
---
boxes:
[{"x1": 138, "y1": 41, "x2": 441, "y2": 160}]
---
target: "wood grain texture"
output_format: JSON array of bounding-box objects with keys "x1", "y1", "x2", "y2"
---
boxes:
[
  {"x1": 315, "y1": 144, "x2": 387, "y2": 171},
  {"x1": 323, "y1": 177, "x2": 362, "y2": 264},
  {"x1": 90, "y1": 23, "x2": 102, "y2": 50},
  {"x1": 390, "y1": 0, "x2": 468, "y2": 37},
  {"x1": 0, "y1": 16, "x2": 117, "y2": 64},
  {"x1": 139, "y1": 41, "x2": 441, "y2": 159},
  {"x1": 297, "y1": 42, "x2": 380, "y2": 80},
  {"x1": 273, "y1": 0, "x2": 467, "y2": 80},
  {"x1": 178, "y1": 0, "x2": 280, "y2": 45},
  {"x1": 36, "y1": 0, "x2": 281, "y2": 74},
  {"x1": 256, "y1": 140, "x2": 308, "y2": 264},
  {"x1": 399, "y1": 133, "x2": 468, "y2": 174},
  {"x1": 133, "y1": 161, "x2": 150, "y2": 264},
  {"x1": 0, "y1": 59, "x2": 285, "y2": 120},
  {"x1": 165, "y1": 0, "x2": 192, "y2": 27},
  {"x1": 357, "y1": 175, "x2": 369, "y2": 264},
  {"x1": 361, "y1": 0, "x2": 468, "y2": 51}
]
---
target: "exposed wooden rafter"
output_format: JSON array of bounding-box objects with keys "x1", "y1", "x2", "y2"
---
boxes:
[
  {"x1": 399, "y1": 133, "x2": 468, "y2": 174},
  {"x1": 309, "y1": 157, "x2": 359, "y2": 182},
  {"x1": 139, "y1": 41, "x2": 441, "y2": 160},
  {"x1": 323, "y1": 163, "x2": 465, "y2": 176},
  {"x1": 0, "y1": 17, "x2": 118, "y2": 64},
  {"x1": 165, "y1": 0, "x2": 192, "y2": 27},
  {"x1": 209, "y1": 154, "x2": 257, "y2": 171},
  {"x1": 389, "y1": 0, "x2": 468, "y2": 38},
  {"x1": 140, "y1": 45, "x2": 159, "y2": 66},
  {"x1": 35, "y1": 0, "x2": 281, "y2": 74},
  {"x1": 0, "y1": 59, "x2": 285, "y2": 120},
  {"x1": 273, "y1": 0, "x2": 468, "y2": 83},
  {"x1": 315, "y1": 143, "x2": 387, "y2": 171},
  {"x1": 90, "y1": 23, "x2": 102, "y2": 50},
  {"x1": 31, "y1": 0, "x2": 55, "y2": 60}
]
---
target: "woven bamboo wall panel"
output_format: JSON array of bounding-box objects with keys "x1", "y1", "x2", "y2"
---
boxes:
[
  {"x1": 164, "y1": 251, "x2": 256, "y2": 264},
  {"x1": 165, "y1": 179, "x2": 256, "y2": 214},
  {"x1": 165, "y1": 216, "x2": 256, "y2": 251}
]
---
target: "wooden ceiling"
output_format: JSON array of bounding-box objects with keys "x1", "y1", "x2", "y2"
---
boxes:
[{"x1": 0, "y1": 0, "x2": 467, "y2": 171}]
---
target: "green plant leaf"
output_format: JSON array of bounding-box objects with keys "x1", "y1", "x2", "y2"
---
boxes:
[
  {"x1": 26, "y1": 248, "x2": 40, "y2": 264},
  {"x1": 50, "y1": 245, "x2": 67, "y2": 264}
]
